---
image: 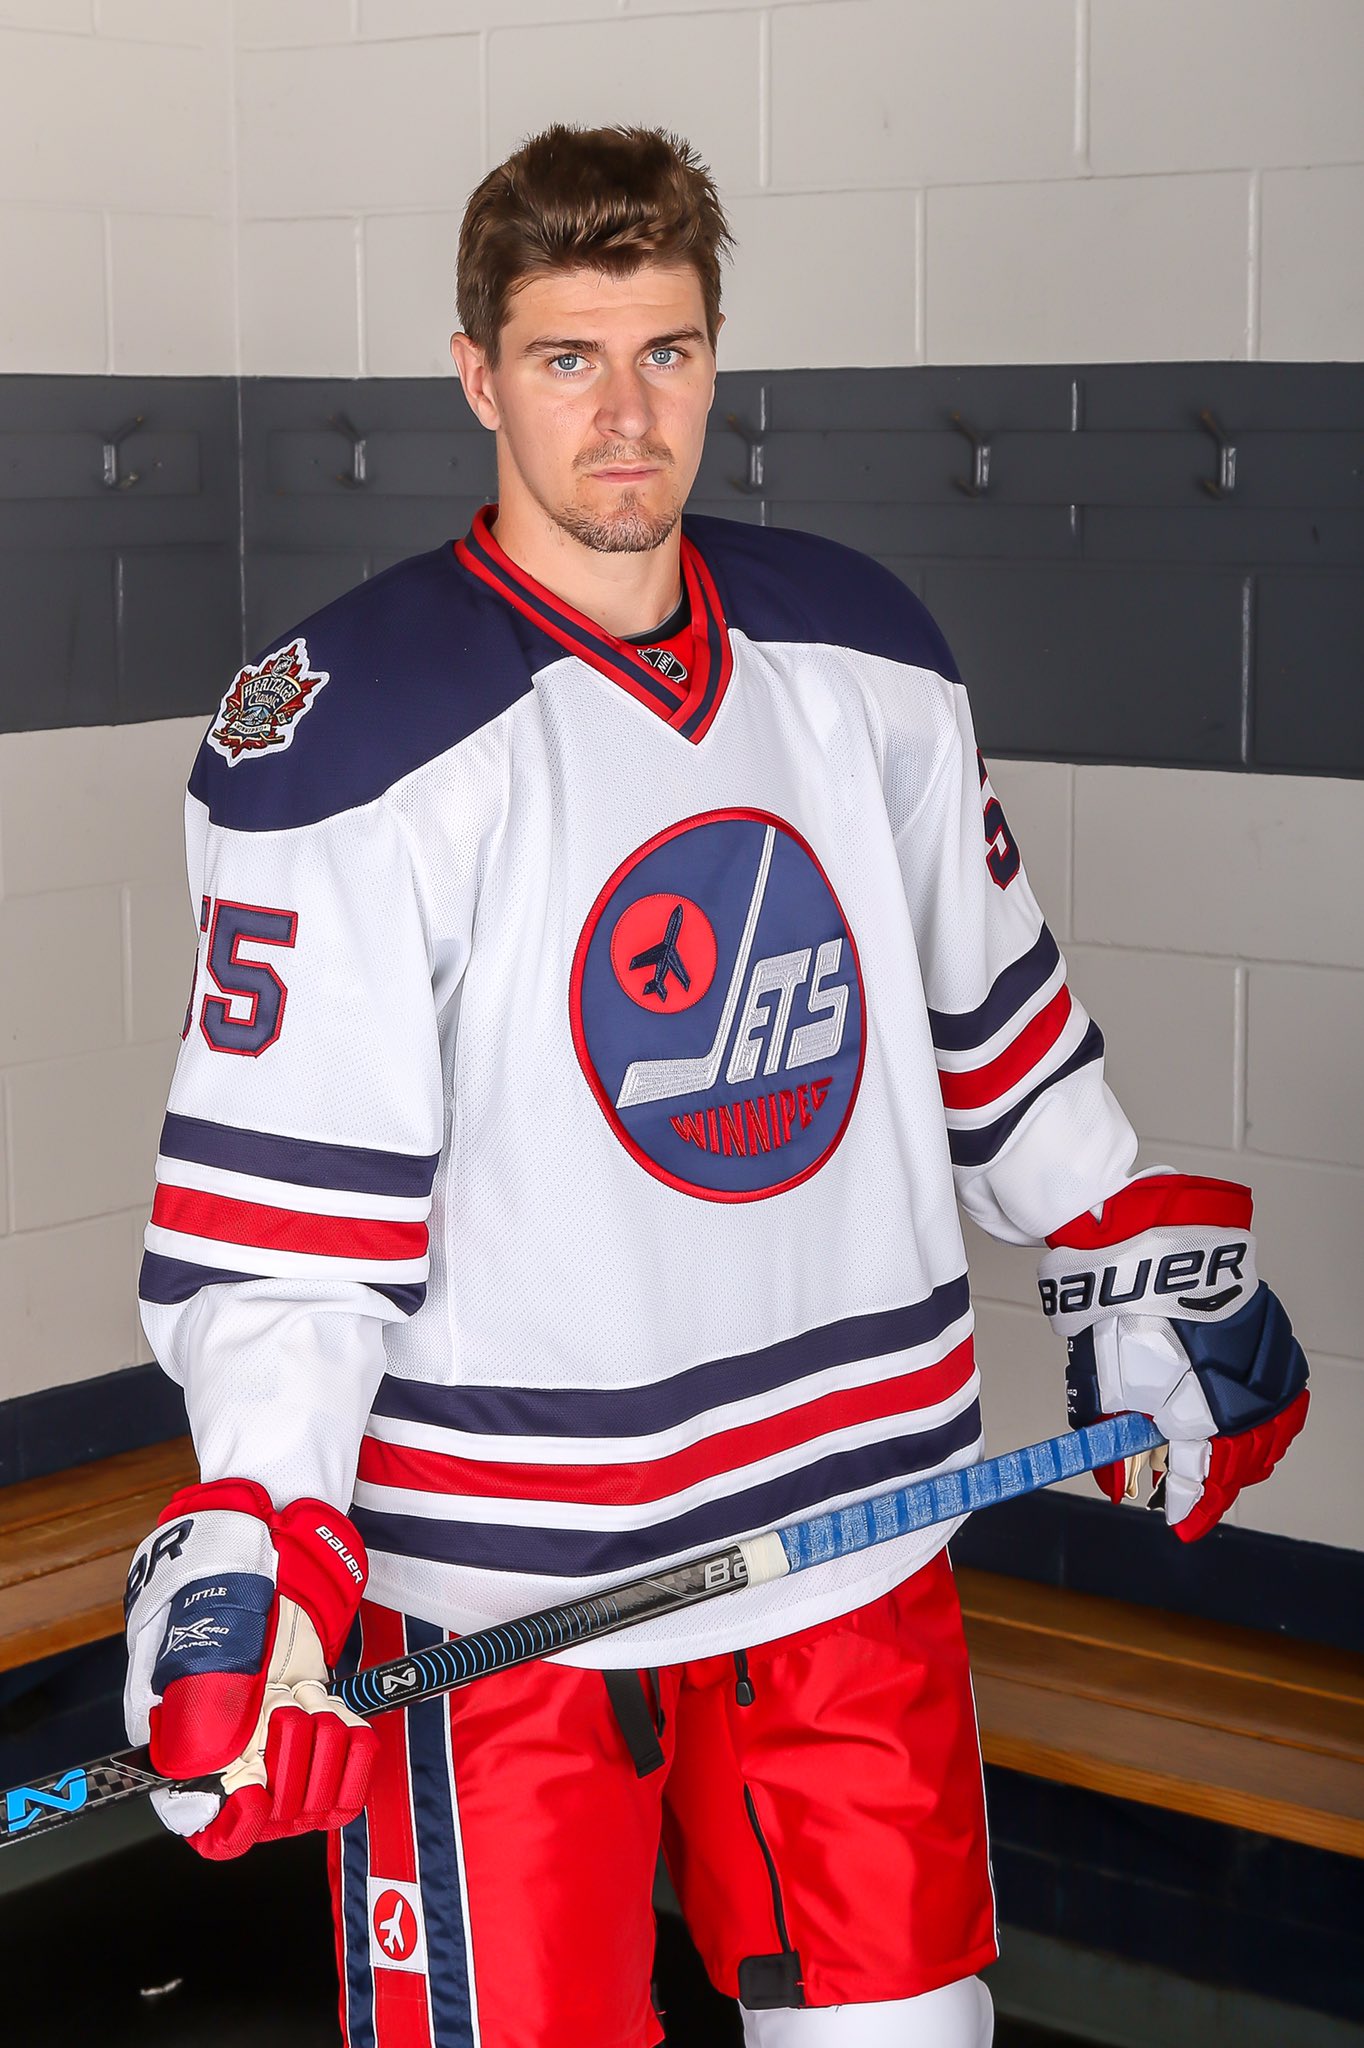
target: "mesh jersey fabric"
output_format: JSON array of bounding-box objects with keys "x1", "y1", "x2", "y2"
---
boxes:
[{"x1": 140, "y1": 511, "x2": 1137, "y2": 1664}]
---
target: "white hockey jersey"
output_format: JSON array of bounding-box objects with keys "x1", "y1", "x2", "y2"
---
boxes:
[{"x1": 140, "y1": 507, "x2": 1138, "y2": 1664}]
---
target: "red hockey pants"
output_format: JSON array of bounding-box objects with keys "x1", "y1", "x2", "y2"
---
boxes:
[{"x1": 328, "y1": 1551, "x2": 997, "y2": 2048}]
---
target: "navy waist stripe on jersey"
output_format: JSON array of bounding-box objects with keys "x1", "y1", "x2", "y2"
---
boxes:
[
  {"x1": 369, "y1": 1277, "x2": 972, "y2": 1442},
  {"x1": 927, "y1": 928, "x2": 1061, "y2": 1053},
  {"x1": 158, "y1": 1111, "x2": 441, "y2": 1198},
  {"x1": 354, "y1": 1401, "x2": 983, "y2": 1580}
]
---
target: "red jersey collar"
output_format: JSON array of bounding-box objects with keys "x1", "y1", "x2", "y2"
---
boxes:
[{"x1": 454, "y1": 504, "x2": 733, "y2": 744}]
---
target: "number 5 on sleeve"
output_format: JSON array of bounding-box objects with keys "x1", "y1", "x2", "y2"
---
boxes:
[{"x1": 197, "y1": 899, "x2": 297, "y2": 1057}]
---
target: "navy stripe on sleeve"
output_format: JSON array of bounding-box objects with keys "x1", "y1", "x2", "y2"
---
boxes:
[
  {"x1": 158, "y1": 1111, "x2": 440, "y2": 1199},
  {"x1": 928, "y1": 928, "x2": 1061, "y2": 1054},
  {"x1": 947, "y1": 1022, "x2": 1105, "y2": 1168},
  {"x1": 369, "y1": 1276, "x2": 972, "y2": 1441},
  {"x1": 139, "y1": 1250, "x2": 256, "y2": 1304},
  {"x1": 354, "y1": 1400, "x2": 983, "y2": 1580},
  {"x1": 369, "y1": 1281, "x2": 431, "y2": 1315},
  {"x1": 139, "y1": 1249, "x2": 427, "y2": 1318}
]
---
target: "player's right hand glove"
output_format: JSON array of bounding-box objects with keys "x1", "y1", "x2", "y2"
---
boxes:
[
  {"x1": 1038, "y1": 1175, "x2": 1309, "y2": 1541},
  {"x1": 123, "y1": 1478, "x2": 377, "y2": 1859}
]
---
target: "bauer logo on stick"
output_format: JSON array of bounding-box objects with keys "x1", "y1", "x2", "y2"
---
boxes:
[{"x1": 571, "y1": 810, "x2": 865, "y2": 1202}]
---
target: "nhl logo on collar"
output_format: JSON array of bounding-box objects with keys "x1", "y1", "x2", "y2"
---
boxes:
[
  {"x1": 636, "y1": 645, "x2": 688, "y2": 685},
  {"x1": 570, "y1": 810, "x2": 865, "y2": 1201},
  {"x1": 208, "y1": 639, "x2": 330, "y2": 764}
]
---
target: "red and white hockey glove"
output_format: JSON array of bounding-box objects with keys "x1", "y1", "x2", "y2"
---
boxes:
[
  {"x1": 1039, "y1": 1176, "x2": 1309, "y2": 1542},
  {"x1": 123, "y1": 1478, "x2": 377, "y2": 1859}
]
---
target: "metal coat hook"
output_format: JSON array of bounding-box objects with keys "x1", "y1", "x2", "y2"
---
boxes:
[
  {"x1": 949, "y1": 412, "x2": 992, "y2": 497},
  {"x1": 330, "y1": 411, "x2": 368, "y2": 488},
  {"x1": 724, "y1": 413, "x2": 765, "y2": 495},
  {"x1": 101, "y1": 413, "x2": 146, "y2": 490},
  {"x1": 1196, "y1": 408, "x2": 1237, "y2": 498}
]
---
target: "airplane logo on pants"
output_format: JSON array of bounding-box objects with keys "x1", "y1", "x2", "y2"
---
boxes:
[{"x1": 368, "y1": 1879, "x2": 426, "y2": 1971}]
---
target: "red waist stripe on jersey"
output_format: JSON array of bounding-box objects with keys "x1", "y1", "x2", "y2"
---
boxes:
[{"x1": 357, "y1": 1339, "x2": 977, "y2": 1508}]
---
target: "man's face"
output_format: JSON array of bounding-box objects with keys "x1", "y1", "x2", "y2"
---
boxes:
[{"x1": 452, "y1": 261, "x2": 720, "y2": 555}]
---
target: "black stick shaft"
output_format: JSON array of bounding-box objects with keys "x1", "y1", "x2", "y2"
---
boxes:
[{"x1": 0, "y1": 1416, "x2": 1161, "y2": 1848}]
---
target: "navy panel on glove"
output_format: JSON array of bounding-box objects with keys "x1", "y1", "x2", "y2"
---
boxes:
[{"x1": 1044, "y1": 1176, "x2": 1308, "y2": 1539}]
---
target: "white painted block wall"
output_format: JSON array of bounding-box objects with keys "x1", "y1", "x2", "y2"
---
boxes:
[
  {"x1": 0, "y1": 0, "x2": 1360, "y2": 1548},
  {"x1": 971, "y1": 759, "x2": 1364, "y2": 1551},
  {"x1": 0, "y1": 718, "x2": 201, "y2": 1398},
  {"x1": 3, "y1": 0, "x2": 1361, "y2": 378}
]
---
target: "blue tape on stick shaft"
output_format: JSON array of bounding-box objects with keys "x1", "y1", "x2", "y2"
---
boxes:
[
  {"x1": 776, "y1": 1412, "x2": 1164, "y2": 1572},
  {"x1": 335, "y1": 1414, "x2": 1163, "y2": 1717},
  {"x1": 0, "y1": 1414, "x2": 1168, "y2": 1847}
]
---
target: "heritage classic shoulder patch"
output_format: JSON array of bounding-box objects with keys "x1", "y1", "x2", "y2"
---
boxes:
[
  {"x1": 208, "y1": 639, "x2": 330, "y2": 764},
  {"x1": 571, "y1": 809, "x2": 866, "y2": 1202}
]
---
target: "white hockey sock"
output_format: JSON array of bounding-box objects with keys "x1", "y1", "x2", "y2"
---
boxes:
[{"x1": 742, "y1": 1975, "x2": 993, "y2": 2048}]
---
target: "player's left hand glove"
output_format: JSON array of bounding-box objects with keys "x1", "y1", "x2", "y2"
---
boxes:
[{"x1": 1038, "y1": 1175, "x2": 1308, "y2": 1542}]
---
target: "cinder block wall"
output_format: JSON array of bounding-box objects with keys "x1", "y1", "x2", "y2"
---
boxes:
[
  {"x1": 0, "y1": 0, "x2": 233, "y2": 1415},
  {"x1": 1, "y1": 0, "x2": 1360, "y2": 1550}
]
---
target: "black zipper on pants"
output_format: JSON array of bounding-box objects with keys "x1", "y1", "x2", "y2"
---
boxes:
[
  {"x1": 733, "y1": 1648, "x2": 755, "y2": 1706},
  {"x1": 742, "y1": 1785, "x2": 795, "y2": 1957}
]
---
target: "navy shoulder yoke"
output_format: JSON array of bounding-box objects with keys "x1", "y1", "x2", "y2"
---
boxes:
[
  {"x1": 189, "y1": 546, "x2": 534, "y2": 831},
  {"x1": 682, "y1": 514, "x2": 961, "y2": 683}
]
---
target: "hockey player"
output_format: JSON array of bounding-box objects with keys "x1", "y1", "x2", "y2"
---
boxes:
[{"x1": 122, "y1": 126, "x2": 1308, "y2": 2048}]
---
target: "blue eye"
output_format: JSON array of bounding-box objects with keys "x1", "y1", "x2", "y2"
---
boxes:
[
  {"x1": 550, "y1": 354, "x2": 585, "y2": 375},
  {"x1": 650, "y1": 348, "x2": 680, "y2": 368}
]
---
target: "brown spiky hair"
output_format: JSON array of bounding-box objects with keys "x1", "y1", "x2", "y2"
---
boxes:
[{"x1": 456, "y1": 124, "x2": 733, "y2": 366}]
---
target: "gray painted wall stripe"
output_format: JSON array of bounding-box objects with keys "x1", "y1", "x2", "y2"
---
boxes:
[{"x1": 1, "y1": 365, "x2": 1359, "y2": 775}]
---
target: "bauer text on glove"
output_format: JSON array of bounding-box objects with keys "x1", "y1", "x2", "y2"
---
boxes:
[{"x1": 1038, "y1": 1175, "x2": 1308, "y2": 1541}]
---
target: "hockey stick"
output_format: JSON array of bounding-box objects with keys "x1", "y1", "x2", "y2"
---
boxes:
[{"x1": 0, "y1": 1412, "x2": 1162, "y2": 1848}]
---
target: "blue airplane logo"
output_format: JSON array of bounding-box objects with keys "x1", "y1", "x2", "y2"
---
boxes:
[{"x1": 630, "y1": 903, "x2": 691, "y2": 1002}]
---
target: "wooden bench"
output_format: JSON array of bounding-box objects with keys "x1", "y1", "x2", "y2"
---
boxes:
[
  {"x1": 4, "y1": 1440, "x2": 1363, "y2": 1857},
  {"x1": 0, "y1": 1438, "x2": 196, "y2": 1671},
  {"x1": 959, "y1": 1566, "x2": 1364, "y2": 1858}
]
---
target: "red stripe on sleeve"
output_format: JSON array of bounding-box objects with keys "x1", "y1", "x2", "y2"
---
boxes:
[
  {"x1": 152, "y1": 1184, "x2": 428, "y2": 1262},
  {"x1": 1047, "y1": 1175, "x2": 1253, "y2": 1249},
  {"x1": 357, "y1": 1338, "x2": 977, "y2": 1508},
  {"x1": 938, "y1": 985, "x2": 1073, "y2": 1112}
]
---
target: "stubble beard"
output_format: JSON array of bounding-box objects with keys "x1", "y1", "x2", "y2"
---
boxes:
[
  {"x1": 553, "y1": 492, "x2": 680, "y2": 555},
  {"x1": 554, "y1": 465, "x2": 681, "y2": 555}
]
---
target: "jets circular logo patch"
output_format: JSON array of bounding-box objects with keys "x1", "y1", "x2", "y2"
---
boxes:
[{"x1": 570, "y1": 810, "x2": 865, "y2": 1201}]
